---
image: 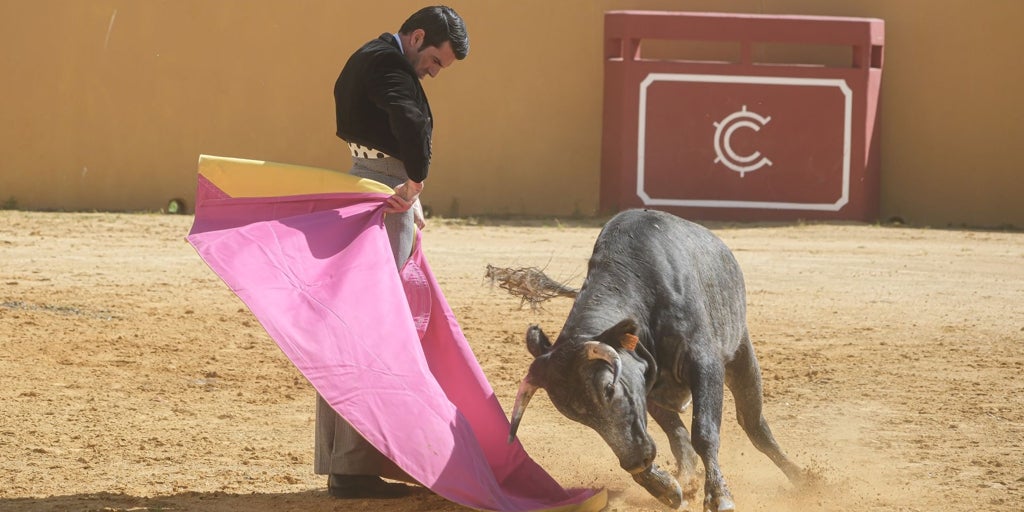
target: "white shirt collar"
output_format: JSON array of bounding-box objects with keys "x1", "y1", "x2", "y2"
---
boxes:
[{"x1": 392, "y1": 33, "x2": 403, "y2": 53}]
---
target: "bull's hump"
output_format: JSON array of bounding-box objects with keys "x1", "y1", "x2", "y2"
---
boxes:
[
  {"x1": 596, "y1": 210, "x2": 729, "y2": 263},
  {"x1": 577, "y1": 209, "x2": 740, "y2": 321}
]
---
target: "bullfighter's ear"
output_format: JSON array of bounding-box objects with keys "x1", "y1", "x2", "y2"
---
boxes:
[
  {"x1": 597, "y1": 319, "x2": 639, "y2": 351},
  {"x1": 526, "y1": 324, "x2": 553, "y2": 358}
]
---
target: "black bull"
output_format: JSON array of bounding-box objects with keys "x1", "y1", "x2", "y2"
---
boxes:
[{"x1": 507, "y1": 209, "x2": 804, "y2": 511}]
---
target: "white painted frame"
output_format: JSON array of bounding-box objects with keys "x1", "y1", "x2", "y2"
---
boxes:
[{"x1": 636, "y1": 73, "x2": 853, "y2": 211}]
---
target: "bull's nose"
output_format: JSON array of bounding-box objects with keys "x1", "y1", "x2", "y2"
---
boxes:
[{"x1": 622, "y1": 453, "x2": 654, "y2": 474}]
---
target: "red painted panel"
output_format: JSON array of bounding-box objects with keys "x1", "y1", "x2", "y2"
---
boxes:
[
  {"x1": 642, "y1": 78, "x2": 846, "y2": 205},
  {"x1": 600, "y1": 11, "x2": 884, "y2": 221}
]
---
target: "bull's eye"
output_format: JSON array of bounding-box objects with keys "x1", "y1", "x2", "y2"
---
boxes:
[{"x1": 603, "y1": 383, "x2": 615, "y2": 401}]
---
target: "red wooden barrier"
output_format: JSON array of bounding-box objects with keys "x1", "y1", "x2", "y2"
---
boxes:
[{"x1": 600, "y1": 11, "x2": 884, "y2": 221}]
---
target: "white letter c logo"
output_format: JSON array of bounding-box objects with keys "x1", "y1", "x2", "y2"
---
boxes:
[{"x1": 713, "y1": 106, "x2": 772, "y2": 177}]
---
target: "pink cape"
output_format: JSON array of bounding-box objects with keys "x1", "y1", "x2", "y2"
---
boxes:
[{"x1": 185, "y1": 156, "x2": 604, "y2": 512}]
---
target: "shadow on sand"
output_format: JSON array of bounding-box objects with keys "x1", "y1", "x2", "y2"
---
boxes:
[{"x1": 1, "y1": 488, "x2": 472, "y2": 512}]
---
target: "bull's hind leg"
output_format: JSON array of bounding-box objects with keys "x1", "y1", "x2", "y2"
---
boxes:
[
  {"x1": 648, "y1": 401, "x2": 701, "y2": 497},
  {"x1": 725, "y1": 333, "x2": 804, "y2": 484}
]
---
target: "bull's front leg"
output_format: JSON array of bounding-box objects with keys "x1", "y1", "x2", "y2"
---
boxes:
[
  {"x1": 688, "y1": 360, "x2": 736, "y2": 512},
  {"x1": 648, "y1": 401, "x2": 701, "y2": 498}
]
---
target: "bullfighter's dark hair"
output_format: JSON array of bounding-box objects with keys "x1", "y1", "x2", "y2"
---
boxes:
[{"x1": 399, "y1": 5, "x2": 470, "y2": 60}]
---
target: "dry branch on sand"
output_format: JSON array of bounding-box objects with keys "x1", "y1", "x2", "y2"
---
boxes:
[{"x1": 485, "y1": 264, "x2": 578, "y2": 310}]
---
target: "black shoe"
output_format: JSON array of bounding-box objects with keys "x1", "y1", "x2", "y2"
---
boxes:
[{"x1": 327, "y1": 474, "x2": 412, "y2": 499}]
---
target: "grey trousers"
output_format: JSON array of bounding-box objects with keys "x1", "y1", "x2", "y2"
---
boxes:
[{"x1": 313, "y1": 156, "x2": 416, "y2": 480}]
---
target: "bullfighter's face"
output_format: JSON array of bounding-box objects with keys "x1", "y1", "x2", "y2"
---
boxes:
[{"x1": 403, "y1": 29, "x2": 457, "y2": 79}]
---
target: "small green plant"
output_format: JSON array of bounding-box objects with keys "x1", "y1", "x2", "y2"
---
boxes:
[
  {"x1": 1, "y1": 197, "x2": 17, "y2": 210},
  {"x1": 166, "y1": 198, "x2": 187, "y2": 214}
]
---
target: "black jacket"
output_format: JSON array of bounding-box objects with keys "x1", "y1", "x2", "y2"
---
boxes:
[{"x1": 334, "y1": 33, "x2": 432, "y2": 182}]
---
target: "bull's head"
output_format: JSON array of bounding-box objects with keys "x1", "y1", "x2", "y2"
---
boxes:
[{"x1": 508, "y1": 319, "x2": 660, "y2": 474}]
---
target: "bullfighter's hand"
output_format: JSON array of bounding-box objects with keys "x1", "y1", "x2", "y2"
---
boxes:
[{"x1": 385, "y1": 179, "x2": 423, "y2": 214}]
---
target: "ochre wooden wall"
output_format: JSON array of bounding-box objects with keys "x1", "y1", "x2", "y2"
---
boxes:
[{"x1": 1, "y1": 0, "x2": 1021, "y2": 227}]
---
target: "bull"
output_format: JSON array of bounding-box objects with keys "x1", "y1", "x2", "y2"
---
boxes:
[{"x1": 507, "y1": 209, "x2": 804, "y2": 511}]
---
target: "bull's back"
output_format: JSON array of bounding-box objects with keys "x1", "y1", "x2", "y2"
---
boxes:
[
  {"x1": 578, "y1": 209, "x2": 747, "y2": 348},
  {"x1": 592, "y1": 209, "x2": 740, "y2": 282}
]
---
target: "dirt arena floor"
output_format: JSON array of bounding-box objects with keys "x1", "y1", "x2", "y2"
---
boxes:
[{"x1": 1, "y1": 210, "x2": 1021, "y2": 512}]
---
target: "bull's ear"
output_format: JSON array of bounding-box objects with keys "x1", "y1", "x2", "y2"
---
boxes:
[
  {"x1": 526, "y1": 324, "x2": 553, "y2": 358},
  {"x1": 597, "y1": 318, "x2": 639, "y2": 350}
]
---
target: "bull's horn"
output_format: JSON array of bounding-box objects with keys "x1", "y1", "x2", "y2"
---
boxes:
[
  {"x1": 584, "y1": 341, "x2": 622, "y2": 390},
  {"x1": 507, "y1": 377, "x2": 539, "y2": 444}
]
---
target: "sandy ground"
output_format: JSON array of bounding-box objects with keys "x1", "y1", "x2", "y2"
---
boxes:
[{"x1": 0, "y1": 210, "x2": 1021, "y2": 512}]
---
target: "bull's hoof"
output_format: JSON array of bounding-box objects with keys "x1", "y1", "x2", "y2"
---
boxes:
[
  {"x1": 703, "y1": 493, "x2": 736, "y2": 512},
  {"x1": 632, "y1": 463, "x2": 685, "y2": 509}
]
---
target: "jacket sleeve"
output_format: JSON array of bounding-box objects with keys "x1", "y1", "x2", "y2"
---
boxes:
[{"x1": 365, "y1": 57, "x2": 431, "y2": 182}]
